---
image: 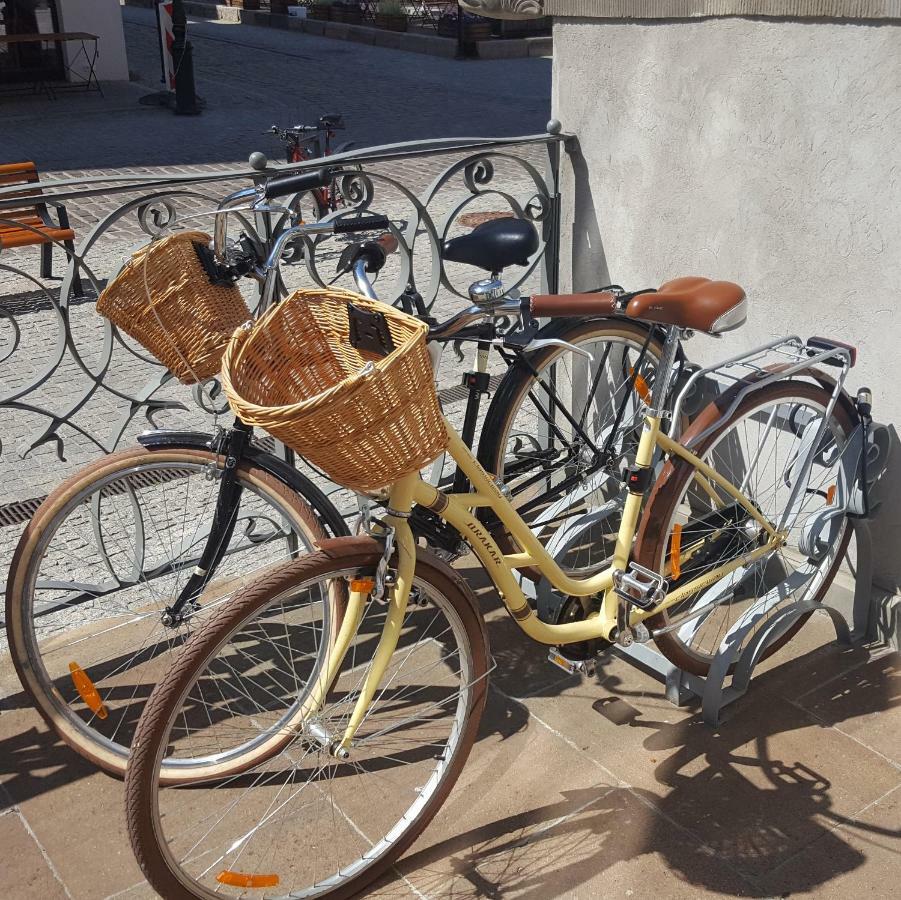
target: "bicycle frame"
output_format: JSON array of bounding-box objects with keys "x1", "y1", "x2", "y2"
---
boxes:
[
  {"x1": 310, "y1": 403, "x2": 788, "y2": 754},
  {"x1": 310, "y1": 331, "x2": 858, "y2": 752}
]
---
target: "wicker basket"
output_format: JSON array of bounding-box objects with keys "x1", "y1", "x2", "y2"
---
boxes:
[
  {"x1": 96, "y1": 231, "x2": 252, "y2": 384},
  {"x1": 221, "y1": 288, "x2": 448, "y2": 493}
]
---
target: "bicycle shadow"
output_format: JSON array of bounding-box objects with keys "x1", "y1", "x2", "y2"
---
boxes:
[
  {"x1": 381, "y1": 558, "x2": 900, "y2": 898},
  {"x1": 0, "y1": 714, "x2": 98, "y2": 811}
]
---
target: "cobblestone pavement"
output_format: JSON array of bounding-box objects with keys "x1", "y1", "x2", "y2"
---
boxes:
[
  {"x1": 0, "y1": 5, "x2": 552, "y2": 527},
  {"x1": 0, "y1": 6, "x2": 551, "y2": 174}
]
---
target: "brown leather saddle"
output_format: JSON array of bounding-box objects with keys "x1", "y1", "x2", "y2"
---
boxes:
[{"x1": 531, "y1": 277, "x2": 747, "y2": 335}]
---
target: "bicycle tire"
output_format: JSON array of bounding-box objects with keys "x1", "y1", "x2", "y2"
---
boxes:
[
  {"x1": 478, "y1": 318, "x2": 667, "y2": 578},
  {"x1": 126, "y1": 539, "x2": 489, "y2": 899},
  {"x1": 6, "y1": 444, "x2": 328, "y2": 780},
  {"x1": 636, "y1": 380, "x2": 855, "y2": 675}
]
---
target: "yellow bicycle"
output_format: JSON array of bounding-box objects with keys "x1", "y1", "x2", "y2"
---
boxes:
[{"x1": 125, "y1": 280, "x2": 868, "y2": 898}]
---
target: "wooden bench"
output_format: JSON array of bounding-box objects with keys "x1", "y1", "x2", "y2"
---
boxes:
[{"x1": 0, "y1": 161, "x2": 82, "y2": 294}]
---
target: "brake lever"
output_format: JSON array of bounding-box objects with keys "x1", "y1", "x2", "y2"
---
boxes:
[{"x1": 334, "y1": 241, "x2": 363, "y2": 280}]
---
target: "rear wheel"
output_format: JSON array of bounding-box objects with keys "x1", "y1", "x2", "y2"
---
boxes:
[
  {"x1": 638, "y1": 381, "x2": 855, "y2": 675},
  {"x1": 479, "y1": 319, "x2": 668, "y2": 575},
  {"x1": 126, "y1": 544, "x2": 489, "y2": 899}
]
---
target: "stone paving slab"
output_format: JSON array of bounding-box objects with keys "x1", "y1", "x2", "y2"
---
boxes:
[{"x1": 0, "y1": 561, "x2": 897, "y2": 898}]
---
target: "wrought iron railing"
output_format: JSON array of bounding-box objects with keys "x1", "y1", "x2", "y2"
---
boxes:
[{"x1": 0, "y1": 130, "x2": 565, "y2": 537}]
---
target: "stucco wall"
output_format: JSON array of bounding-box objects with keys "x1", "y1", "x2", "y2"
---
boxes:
[
  {"x1": 554, "y1": 16, "x2": 900, "y2": 414},
  {"x1": 57, "y1": 0, "x2": 129, "y2": 81},
  {"x1": 553, "y1": 16, "x2": 901, "y2": 633}
]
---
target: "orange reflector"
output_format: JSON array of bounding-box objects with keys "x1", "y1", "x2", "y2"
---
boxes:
[
  {"x1": 826, "y1": 484, "x2": 837, "y2": 505},
  {"x1": 670, "y1": 524, "x2": 682, "y2": 580},
  {"x1": 350, "y1": 578, "x2": 375, "y2": 593},
  {"x1": 68, "y1": 662, "x2": 108, "y2": 720},
  {"x1": 217, "y1": 871, "x2": 279, "y2": 889},
  {"x1": 629, "y1": 367, "x2": 651, "y2": 403}
]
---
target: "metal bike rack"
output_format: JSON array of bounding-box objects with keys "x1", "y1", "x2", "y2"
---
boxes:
[
  {"x1": 609, "y1": 420, "x2": 888, "y2": 726},
  {"x1": 528, "y1": 335, "x2": 890, "y2": 725},
  {"x1": 614, "y1": 519, "x2": 871, "y2": 727}
]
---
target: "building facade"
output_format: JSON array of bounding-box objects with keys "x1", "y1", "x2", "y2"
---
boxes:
[{"x1": 466, "y1": 0, "x2": 901, "y2": 640}]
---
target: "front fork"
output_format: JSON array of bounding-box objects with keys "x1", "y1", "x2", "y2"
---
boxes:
[
  {"x1": 319, "y1": 474, "x2": 420, "y2": 756},
  {"x1": 164, "y1": 421, "x2": 250, "y2": 625}
]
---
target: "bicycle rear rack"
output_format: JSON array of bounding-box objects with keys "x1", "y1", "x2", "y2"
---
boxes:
[{"x1": 670, "y1": 335, "x2": 853, "y2": 448}]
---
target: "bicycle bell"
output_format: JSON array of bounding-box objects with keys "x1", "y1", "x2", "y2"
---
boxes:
[{"x1": 468, "y1": 277, "x2": 505, "y2": 307}]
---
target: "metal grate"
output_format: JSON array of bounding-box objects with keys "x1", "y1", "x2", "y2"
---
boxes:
[
  {"x1": 0, "y1": 496, "x2": 43, "y2": 528},
  {"x1": 0, "y1": 466, "x2": 199, "y2": 529}
]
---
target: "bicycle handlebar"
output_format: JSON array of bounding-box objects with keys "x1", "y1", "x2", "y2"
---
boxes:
[
  {"x1": 334, "y1": 215, "x2": 390, "y2": 234},
  {"x1": 263, "y1": 167, "x2": 337, "y2": 200}
]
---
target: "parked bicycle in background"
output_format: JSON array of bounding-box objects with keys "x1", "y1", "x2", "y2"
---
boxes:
[{"x1": 267, "y1": 114, "x2": 353, "y2": 217}]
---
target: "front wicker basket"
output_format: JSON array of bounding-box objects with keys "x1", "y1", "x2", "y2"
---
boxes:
[
  {"x1": 96, "y1": 230, "x2": 252, "y2": 384},
  {"x1": 221, "y1": 288, "x2": 448, "y2": 493}
]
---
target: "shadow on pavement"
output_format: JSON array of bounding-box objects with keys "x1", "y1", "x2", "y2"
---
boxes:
[{"x1": 386, "y1": 559, "x2": 900, "y2": 897}]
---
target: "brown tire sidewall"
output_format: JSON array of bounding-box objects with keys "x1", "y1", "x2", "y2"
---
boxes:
[
  {"x1": 5, "y1": 445, "x2": 326, "y2": 779},
  {"x1": 126, "y1": 544, "x2": 489, "y2": 900}
]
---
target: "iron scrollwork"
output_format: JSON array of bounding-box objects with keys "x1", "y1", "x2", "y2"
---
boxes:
[{"x1": 0, "y1": 132, "x2": 564, "y2": 529}]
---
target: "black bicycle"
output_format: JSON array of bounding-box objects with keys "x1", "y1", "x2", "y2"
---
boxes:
[{"x1": 6, "y1": 167, "x2": 680, "y2": 778}]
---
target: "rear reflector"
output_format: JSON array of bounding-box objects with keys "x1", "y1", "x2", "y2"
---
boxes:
[
  {"x1": 629, "y1": 367, "x2": 651, "y2": 403},
  {"x1": 217, "y1": 871, "x2": 279, "y2": 888},
  {"x1": 670, "y1": 524, "x2": 683, "y2": 580}
]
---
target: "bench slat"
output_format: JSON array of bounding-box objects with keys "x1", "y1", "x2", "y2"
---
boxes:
[
  {"x1": 0, "y1": 161, "x2": 37, "y2": 176},
  {"x1": 0, "y1": 227, "x2": 75, "y2": 248}
]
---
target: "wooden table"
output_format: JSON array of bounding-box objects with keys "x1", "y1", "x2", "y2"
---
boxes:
[{"x1": 0, "y1": 32, "x2": 102, "y2": 99}]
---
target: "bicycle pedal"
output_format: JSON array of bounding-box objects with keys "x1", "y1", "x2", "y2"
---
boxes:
[
  {"x1": 548, "y1": 648, "x2": 596, "y2": 678},
  {"x1": 613, "y1": 563, "x2": 666, "y2": 611}
]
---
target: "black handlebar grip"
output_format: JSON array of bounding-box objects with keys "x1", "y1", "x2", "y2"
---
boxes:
[
  {"x1": 333, "y1": 216, "x2": 390, "y2": 234},
  {"x1": 263, "y1": 167, "x2": 336, "y2": 199}
]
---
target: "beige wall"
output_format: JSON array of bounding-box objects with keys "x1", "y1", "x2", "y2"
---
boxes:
[
  {"x1": 554, "y1": 15, "x2": 900, "y2": 417},
  {"x1": 554, "y1": 15, "x2": 901, "y2": 638},
  {"x1": 57, "y1": 0, "x2": 129, "y2": 80}
]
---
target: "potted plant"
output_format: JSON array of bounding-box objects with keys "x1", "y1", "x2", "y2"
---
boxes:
[
  {"x1": 437, "y1": 11, "x2": 491, "y2": 42},
  {"x1": 375, "y1": 0, "x2": 407, "y2": 32},
  {"x1": 332, "y1": 0, "x2": 364, "y2": 24},
  {"x1": 309, "y1": 0, "x2": 332, "y2": 19}
]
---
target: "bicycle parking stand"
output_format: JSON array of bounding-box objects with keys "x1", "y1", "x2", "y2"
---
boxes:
[{"x1": 612, "y1": 515, "x2": 874, "y2": 726}]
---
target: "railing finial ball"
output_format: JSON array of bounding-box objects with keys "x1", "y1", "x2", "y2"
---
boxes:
[
  {"x1": 249, "y1": 152, "x2": 269, "y2": 171},
  {"x1": 546, "y1": 119, "x2": 562, "y2": 135}
]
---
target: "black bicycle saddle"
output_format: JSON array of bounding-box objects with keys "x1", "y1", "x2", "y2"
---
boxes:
[{"x1": 442, "y1": 218, "x2": 539, "y2": 272}]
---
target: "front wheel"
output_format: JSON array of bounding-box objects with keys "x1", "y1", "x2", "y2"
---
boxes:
[
  {"x1": 5, "y1": 444, "x2": 327, "y2": 779},
  {"x1": 126, "y1": 541, "x2": 489, "y2": 899}
]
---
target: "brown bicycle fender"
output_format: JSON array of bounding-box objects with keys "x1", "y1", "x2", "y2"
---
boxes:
[{"x1": 632, "y1": 369, "x2": 858, "y2": 568}]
